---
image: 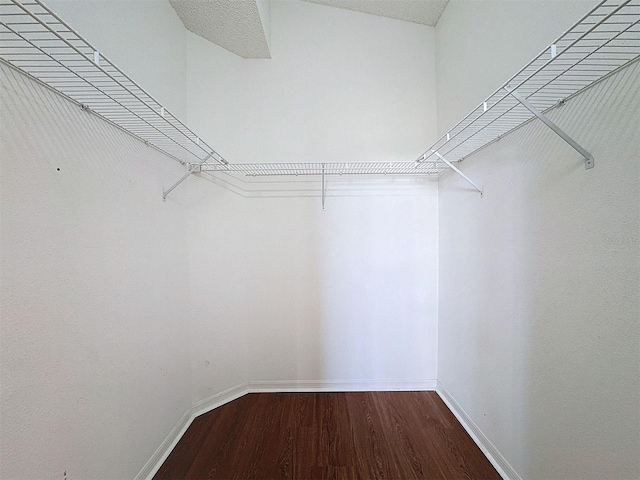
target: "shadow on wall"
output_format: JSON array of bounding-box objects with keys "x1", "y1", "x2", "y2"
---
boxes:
[
  {"x1": 519, "y1": 60, "x2": 640, "y2": 479},
  {"x1": 194, "y1": 168, "x2": 436, "y2": 199},
  {"x1": 438, "y1": 59, "x2": 639, "y2": 480},
  {"x1": 316, "y1": 195, "x2": 437, "y2": 382},
  {"x1": 234, "y1": 180, "x2": 438, "y2": 386},
  {"x1": 0, "y1": 63, "x2": 192, "y2": 479}
]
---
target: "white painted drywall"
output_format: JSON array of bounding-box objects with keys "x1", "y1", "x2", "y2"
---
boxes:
[
  {"x1": 186, "y1": 0, "x2": 437, "y2": 165},
  {"x1": 1, "y1": 2, "x2": 440, "y2": 476},
  {"x1": 242, "y1": 190, "x2": 439, "y2": 384},
  {"x1": 9, "y1": 2, "x2": 635, "y2": 478},
  {"x1": 438, "y1": 55, "x2": 640, "y2": 480},
  {"x1": 0, "y1": 64, "x2": 193, "y2": 478},
  {"x1": 302, "y1": 0, "x2": 449, "y2": 27},
  {"x1": 185, "y1": 182, "x2": 439, "y2": 391},
  {"x1": 185, "y1": 0, "x2": 440, "y2": 392},
  {"x1": 435, "y1": 0, "x2": 597, "y2": 136},
  {"x1": 44, "y1": 0, "x2": 187, "y2": 120},
  {"x1": 185, "y1": 178, "x2": 252, "y2": 403},
  {"x1": 256, "y1": 0, "x2": 272, "y2": 51}
]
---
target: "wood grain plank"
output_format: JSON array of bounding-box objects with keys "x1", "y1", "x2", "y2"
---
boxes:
[{"x1": 153, "y1": 391, "x2": 500, "y2": 480}]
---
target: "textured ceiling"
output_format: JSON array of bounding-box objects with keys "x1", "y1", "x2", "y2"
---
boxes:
[
  {"x1": 169, "y1": 0, "x2": 271, "y2": 59},
  {"x1": 302, "y1": 0, "x2": 449, "y2": 27},
  {"x1": 170, "y1": 0, "x2": 448, "y2": 60}
]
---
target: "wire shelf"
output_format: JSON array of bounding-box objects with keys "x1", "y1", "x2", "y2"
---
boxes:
[
  {"x1": 416, "y1": 0, "x2": 640, "y2": 166},
  {"x1": 0, "y1": 0, "x2": 227, "y2": 166},
  {"x1": 1, "y1": 0, "x2": 638, "y2": 191},
  {"x1": 198, "y1": 162, "x2": 445, "y2": 177}
]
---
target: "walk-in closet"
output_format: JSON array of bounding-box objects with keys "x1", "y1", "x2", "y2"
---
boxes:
[{"x1": 1, "y1": 0, "x2": 638, "y2": 478}]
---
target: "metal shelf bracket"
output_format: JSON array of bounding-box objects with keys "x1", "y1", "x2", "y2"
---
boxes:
[
  {"x1": 505, "y1": 87, "x2": 595, "y2": 169},
  {"x1": 3, "y1": 0, "x2": 635, "y2": 200},
  {"x1": 321, "y1": 163, "x2": 326, "y2": 210},
  {"x1": 162, "y1": 153, "x2": 213, "y2": 201},
  {"x1": 431, "y1": 151, "x2": 483, "y2": 197}
]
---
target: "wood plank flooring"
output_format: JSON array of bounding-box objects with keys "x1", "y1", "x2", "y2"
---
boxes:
[{"x1": 154, "y1": 391, "x2": 500, "y2": 480}]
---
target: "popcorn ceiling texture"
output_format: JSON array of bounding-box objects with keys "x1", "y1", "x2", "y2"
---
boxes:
[
  {"x1": 169, "y1": 0, "x2": 271, "y2": 58},
  {"x1": 302, "y1": 0, "x2": 449, "y2": 26}
]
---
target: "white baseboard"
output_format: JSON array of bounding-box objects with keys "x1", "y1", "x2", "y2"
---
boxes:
[
  {"x1": 136, "y1": 383, "x2": 250, "y2": 480},
  {"x1": 137, "y1": 379, "x2": 436, "y2": 480},
  {"x1": 191, "y1": 382, "x2": 250, "y2": 418},
  {"x1": 436, "y1": 381, "x2": 521, "y2": 480},
  {"x1": 248, "y1": 379, "x2": 437, "y2": 392},
  {"x1": 134, "y1": 408, "x2": 193, "y2": 480}
]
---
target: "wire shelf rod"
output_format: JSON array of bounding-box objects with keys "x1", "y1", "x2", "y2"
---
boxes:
[
  {"x1": 196, "y1": 162, "x2": 446, "y2": 177},
  {"x1": 26, "y1": 0, "x2": 224, "y2": 164},
  {"x1": 416, "y1": 0, "x2": 639, "y2": 166},
  {"x1": 0, "y1": 57, "x2": 192, "y2": 166},
  {"x1": 2, "y1": 0, "x2": 638, "y2": 198},
  {"x1": 522, "y1": 21, "x2": 639, "y2": 96},
  {"x1": 1, "y1": 18, "x2": 193, "y2": 155},
  {"x1": 0, "y1": 0, "x2": 228, "y2": 166},
  {"x1": 435, "y1": 44, "x2": 637, "y2": 160}
]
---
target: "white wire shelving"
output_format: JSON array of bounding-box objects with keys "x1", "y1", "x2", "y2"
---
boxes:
[
  {"x1": 1, "y1": 0, "x2": 639, "y2": 201},
  {"x1": 197, "y1": 162, "x2": 443, "y2": 177},
  {"x1": 416, "y1": 0, "x2": 640, "y2": 171},
  {"x1": 0, "y1": 0, "x2": 228, "y2": 168}
]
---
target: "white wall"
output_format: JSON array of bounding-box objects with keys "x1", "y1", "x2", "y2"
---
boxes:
[
  {"x1": 45, "y1": 0, "x2": 187, "y2": 120},
  {"x1": 436, "y1": 2, "x2": 639, "y2": 478},
  {"x1": 1, "y1": 3, "x2": 192, "y2": 477},
  {"x1": 8, "y1": 2, "x2": 636, "y2": 479},
  {"x1": 438, "y1": 50, "x2": 640, "y2": 480},
  {"x1": 256, "y1": 0, "x2": 272, "y2": 51},
  {"x1": 185, "y1": 0, "x2": 440, "y2": 390},
  {"x1": 185, "y1": 178, "x2": 251, "y2": 403},
  {"x1": 185, "y1": 181, "x2": 439, "y2": 391},
  {"x1": 0, "y1": 63, "x2": 192, "y2": 478},
  {"x1": 186, "y1": 0, "x2": 436, "y2": 164},
  {"x1": 241, "y1": 191, "x2": 438, "y2": 385},
  {"x1": 435, "y1": 0, "x2": 597, "y2": 136},
  {"x1": 0, "y1": 4, "x2": 440, "y2": 477}
]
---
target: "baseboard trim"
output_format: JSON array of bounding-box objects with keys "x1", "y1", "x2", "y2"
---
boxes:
[
  {"x1": 136, "y1": 383, "x2": 250, "y2": 480},
  {"x1": 192, "y1": 382, "x2": 250, "y2": 418},
  {"x1": 436, "y1": 381, "x2": 522, "y2": 480},
  {"x1": 134, "y1": 408, "x2": 192, "y2": 480},
  {"x1": 248, "y1": 379, "x2": 437, "y2": 392},
  {"x1": 137, "y1": 379, "x2": 436, "y2": 480}
]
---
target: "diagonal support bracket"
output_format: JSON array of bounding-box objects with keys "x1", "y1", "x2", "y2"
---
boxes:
[
  {"x1": 505, "y1": 86, "x2": 594, "y2": 169},
  {"x1": 432, "y1": 150, "x2": 483, "y2": 197},
  {"x1": 162, "y1": 153, "x2": 213, "y2": 201}
]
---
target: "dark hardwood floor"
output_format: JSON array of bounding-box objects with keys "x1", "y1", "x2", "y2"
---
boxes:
[{"x1": 154, "y1": 391, "x2": 500, "y2": 480}]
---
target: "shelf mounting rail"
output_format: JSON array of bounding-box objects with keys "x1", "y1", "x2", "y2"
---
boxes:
[
  {"x1": 1, "y1": 0, "x2": 638, "y2": 200},
  {"x1": 416, "y1": 0, "x2": 639, "y2": 171},
  {"x1": 0, "y1": 0, "x2": 228, "y2": 173}
]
